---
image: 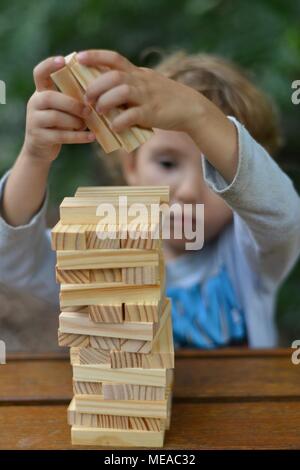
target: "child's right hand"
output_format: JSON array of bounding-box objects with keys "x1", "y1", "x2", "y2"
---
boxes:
[{"x1": 22, "y1": 56, "x2": 95, "y2": 164}]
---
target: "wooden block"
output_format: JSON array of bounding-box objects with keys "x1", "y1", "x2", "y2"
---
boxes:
[
  {"x1": 65, "y1": 52, "x2": 153, "y2": 153},
  {"x1": 58, "y1": 330, "x2": 90, "y2": 348},
  {"x1": 60, "y1": 283, "x2": 162, "y2": 308},
  {"x1": 110, "y1": 351, "x2": 143, "y2": 369},
  {"x1": 89, "y1": 336, "x2": 120, "y2": 350},
  {"x1": 119, "y1": 338, "x2": 151, "y2": 353},
  {"x1": 129, "y1": 417, "x2": 162, "y2": 432},
  {"x1": 89, "y1": 223, "x2": 159, "y2": 250},
  {"x1": 62, "y1": 305, "x2": 88, "y2": 313},
  {"x1": 52, "y1": 222, "x2": 162, "y2": 250},
  {"x1": 72, "y1": 364, "x2": 168, "y2": 387},
  {"x1": 69, "y1": 414, "x2": 130, "y2": 430},
  {"x1": 102, "y1": 383, "x2": 165, "y2": 401},
  {"x1": 143, "y1": 316, "x2": 175, "y2": 369},
  {"x1": 59, "y1": 197, "x2": 161, "y2": 225},
  {"x1": 120, "y1": 297, "x2": 169, "y2": 353},
  {"x1": 51, "y1": 223, "x2": 124, "y2": 252},
  {"x1": 110, "y1": 299, "x2": 175, "y2": 369},
  {"x1": 124, "y1": 300, "x2": 162, "y2": 322},
  {"x1": 56, "y1": 268, "x2": 90, "y2": 284},
  {"x1": 59, "y1": 311, "x2": 156, "y2": 341},
  {"x1": 71, "y1": 347, "x2": 110, "y2": 365},
  {"x1": 60, "y1": 330, "x2": 160, "y2": 354},
  {"x1": 56, "y1": 268, "x2": 128, "y2": 285},
  {"x1": 59, "y1": 298, "x2": 170, "y2": 354},
  {"x1": 111, "y1": 299, "x2": 174, "y2": 368},
  {"x1": 66, "y1": 55, "x2": 140, "y2": 153},
  {"x1": 75, "y1": 186, "x2": 169, "y2": 203},
  {"x1": 57, "y1": 267, "x2": 158, "y2": 285},
  {"x1": 71, "y1": 426, "x2": 164, "y2": 448},
  {"x1": 122, "y1": 266, "x2": 158, "y2": 285},
  {"x1": 73, "y1": 380, "x2": 102, "y2": 395},
  {"x1": 69, "y1": 194, "x2": 162, "y2": 205},
  {"x1": 68, "y1": 399, "x2": 129, "y2": 429},
  {"x1": 51, "y1": 222, "x2": 86, "y2": 250},
  {"x1": 85, "y1": 225, "x2": 120, "y2": 249},
  {"x1": 57, "y1": 248, "x2": 159, "y2": 270},
  {"x1": 166, "y1": 369, "x2": 175, "y2": 388},
  {"x1": 89, "y1": 304, "x2": 123, "y2": 323},
  {"x1": 74, "y1": 393, "x2": 170, "y2": 418},
  {"x1": 56, "y1": 268, "x2": 123, "y2": 284},
  {"x1": 89, "y1": 268, "x2": 122, "y2": 283},
  {"x1": 60, "y1": 332, "x2": 132, "y2": 351},
  {"x1": 51, "y1": 65, "x2": 120, "y2": 153},
  {"x1": 68, "y1": 399, "x2": 164, "y2": 431},
  {"x1": 87, "y1": 224, "x2": 124, "y2": 248},
  {"x1": 121, "y1": 233, "x2": 160, "y2": 250},
  {"x1": 165, "y1": 391, "x2": 173, "y2": 431}
]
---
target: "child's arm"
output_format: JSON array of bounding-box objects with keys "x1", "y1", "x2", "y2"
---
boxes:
[
  {"x1": 0, "y1": 170, "x2": 59, "y2": 305},
  {"x1": 1, "y1": 56, "x2": 95, "y2": 227},
  {"x1": 202, "y1": 116, "x2": 300, "y2": 284},
  {"x1": 77, "y1": 50, "x2": 300, "y2": 283},
  {"x1": 0, "y1": 56, "x2": 95, "y2": 304},
  {"x1": 76, "y1": 50, "x2": 239, "y2": 184}
]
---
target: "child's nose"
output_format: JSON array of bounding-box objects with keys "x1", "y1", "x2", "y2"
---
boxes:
[{"x1": 174, "y1": 176, "x2": 203, "y2": 205}]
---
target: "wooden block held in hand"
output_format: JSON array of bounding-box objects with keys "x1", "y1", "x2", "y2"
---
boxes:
[
  {"x1": 51, "y1": 65, "x2": 120, "y2": 153},
  {"x1": 65, "y1": 52, "x2": 153, "y2": 153}
]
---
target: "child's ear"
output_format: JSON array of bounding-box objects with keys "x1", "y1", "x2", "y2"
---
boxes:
[{"x1": 119, "y1": 149, "x2": 138, "y2": 185}]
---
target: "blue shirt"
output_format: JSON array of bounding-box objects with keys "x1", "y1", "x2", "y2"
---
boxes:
[{"x1": 167, "y1": 264, "x2": 246, "y2": 348}]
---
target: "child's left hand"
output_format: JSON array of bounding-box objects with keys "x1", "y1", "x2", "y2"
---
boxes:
[{"x1": 77, "y1": 49, "x2": 203, "y2": 135}]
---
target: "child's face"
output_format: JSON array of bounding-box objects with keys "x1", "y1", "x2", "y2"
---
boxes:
[{"x1": 122, "y1": 129, "x2": 233, "y2": 256}]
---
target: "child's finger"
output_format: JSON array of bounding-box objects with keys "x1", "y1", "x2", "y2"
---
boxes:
[
  {"x1": 95, "y1": 85, "x2": 139, "y2": 114},
  {"x1": 35, "y1": 110, "x2": 86, "y2": 131},
  {"x1": 39, "y1": 129, "x2": 95, "y2": 144},
  {"x1": 77, "y1": 50, "x2": 134, "y2": 72},
  {"x1": 35, "y1": 91, "x2": 91, "y2": 119},
  {"x1": 33, "y1": 56, "x2": 65, "y2": 91},
  {"x1": 111, "y1": 107, "x2": 143, "y2": 133},
  {"x1": 84, "y1": 70, "x2": 128, "y2": 104}
]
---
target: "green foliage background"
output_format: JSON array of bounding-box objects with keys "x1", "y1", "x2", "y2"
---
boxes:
[{"x1": 0, "y1": 0, "x2": 299, "y2": 344}]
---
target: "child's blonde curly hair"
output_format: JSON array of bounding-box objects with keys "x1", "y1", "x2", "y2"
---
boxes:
[{"x1": 155, "y1": 51, "x2": 282, "y2": 155}]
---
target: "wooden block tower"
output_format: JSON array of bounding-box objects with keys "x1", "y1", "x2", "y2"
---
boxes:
[{"x1": 51, "y1": 185, "x2": 174, "y2": 448}]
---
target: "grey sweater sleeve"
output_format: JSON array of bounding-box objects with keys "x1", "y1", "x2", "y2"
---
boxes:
[
  {"x1": 0, "y1": 171, "x2": 59, "y2": 306},
  {"x1": 202, "y1": 116, "x2": 300, "y2": 286}
]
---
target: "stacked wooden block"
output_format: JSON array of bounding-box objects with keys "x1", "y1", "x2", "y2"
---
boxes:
[
  {"x1": 51, "y1": 186, "x2": 174, "y2": 448},
  {"x1": 51, "y1": 52, "x2": 153, "y2": 154}
]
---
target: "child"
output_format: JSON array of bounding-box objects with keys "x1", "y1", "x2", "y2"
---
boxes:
[{"x1": 0, "y1": 50, "x2": 299, "y2": 350}]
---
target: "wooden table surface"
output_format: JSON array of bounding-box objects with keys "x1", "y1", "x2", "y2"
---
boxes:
[{"x1": 1, "y1": 348, "x2": 300, "y2": 450}]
